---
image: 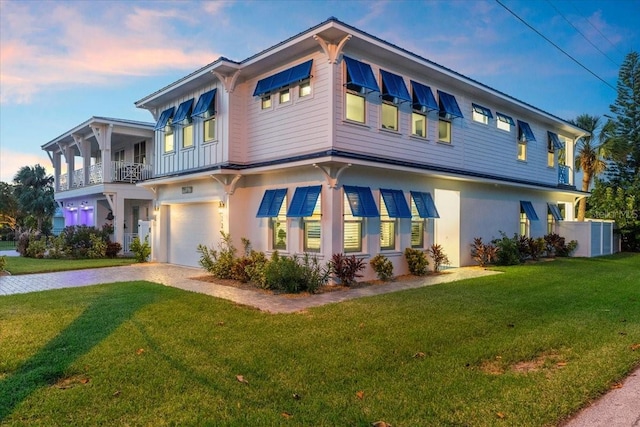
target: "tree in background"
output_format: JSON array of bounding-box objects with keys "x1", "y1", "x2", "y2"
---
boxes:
[
  {"x1": 569, "y1": 114, "x2": 610, "y2": 221},
  {"x1": 587, "y1": 51, "x2": 640, "y2": 251},
  {"x1": 0, "y1": 182, "x2": 19, "y2": 240},
  {"x1": 12, "y1": 165, "x2": 56, "y2": 233}
]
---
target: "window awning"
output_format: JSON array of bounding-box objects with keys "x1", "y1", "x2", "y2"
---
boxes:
[
  {"x1": 496, "y1": 112, "x2": 515, "y2": 126},
  {"x1": 472, "y1": 103, "x2": 493, "y2": 119},
  {"x1": 437, "y1": 90, "x2": 463, "y2": 119},
  {"x1": 380, "y1": 70, "x2": 411, "y2": 103},
  {"x1": 343, "y1": 185, "x2": 379, "y2": 217},
  {"x1": 192, "y1": 89, "x2": 217, "y2": 118},
  {"x1": 154, "y1": 107, "x2": 175, "y2": 130},
  {"x1": 520, "y1": 201, "x2": 539, "y2": 221},
  {"x1": 172, "y1": 98, "x2": 194, "y2": 124},
  {"x1": 256, "y1": 188, "x2": 287, "y2": 218},
  {"x1": 287, "y1": 185, "x2": 321, "y2": 217},
  {"x1": 517, "y1": 120, "x2": 536, "y2": 142},
  {"x1": 411, "y1": 81, "x2": 438, "y2": 112},
  {"x1": 410, "y1": 191, "x2": 440, "y2": 218},
  {"x1": 548, "y1": 203, "x2": 563, "y2": 221},
  {"x1": 548, "y1": 131, "x2": 563, "y2": 150},
  {"x1": 253, "y1": 60, "x2": 313, "y2": 97},
  {"x1": 343, "y1": 56, "x2": 380, "y2": 93},
  {"x1": 380, "y1": 189, "x2": 411, "y2": 218}
]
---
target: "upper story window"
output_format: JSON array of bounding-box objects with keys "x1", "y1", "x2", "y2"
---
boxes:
[
  {"x1": 379, "y1": 69, "x2": 410, "y2": 132},
  {"x1": 287, "y1": 185, "x2": 322, "y2": 253},
  {"x1": 172, "y1": 98, "x2": 195, "y2": 149},
  {"x1": 164, "y1": 124, "x2": 174, "y2": 153},
  {"x1": 472, "y1": 103, "x2": 493, "y2": 125},
  {"x1": 496, "y1": 112, "x2": 515, "y2": 132},
  {"x1": 254, "y1": 60, "x2": 313, "y2": 108},
  {"x1": 183, "y1": 124, "x2": 193, "y2": 148},
  {"x1": 411, "y1": 81, "x2": 437, "y2": 138},
  {"x1": 547, "y1": 131, "x2": 563, "y2": 167},
  {"x1": 517, "y1": 120, "x2": 536, "y2": 162},
  {"x1": 439, "y1": 120, "x2": 451, "y2": 143},
  {"x1": 155, "y1": 107, "x2": 175, "y2": 131},
  {"x1": 192, "y1": 89, "x2": 217, "y2": 143},
  {"x1": 381, "y1": 103, "x2": 398, "y2": 131},
  {"x1": 134, "y1": 141, "x2": 146, "y2": 164},
  {"x1": 343, "y1": 56, "x2": 380, "y2": 124},
  {"x1": 412, "y1": 113, "x2": 426, "y2": 138},
  {"x1": 437, "y1": 90, "x2": 463, "y2": 144},
  {"x1": 299, "y1": 81, "x2": 311, "y2": 97}
]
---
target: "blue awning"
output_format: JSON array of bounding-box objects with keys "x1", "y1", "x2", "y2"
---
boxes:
[
  {"x1": 380, "y1": 70, "x2": 411, "y2": 103},
  {"x1": 192, "y1": 89, "x2": 217, "y2": 118},
  {"x1": 253, "y1": 60, "x2": 313, "y2": 97},
  {"x1": 548, "y1": 131, "x2": 563, "y2": 150},
  {"x1": 410, "y1": 191, "x2": 440, "y2": 218},
  {"x1": 380, "y1": 189, "x2": 411, "y2": 218},
  {"x1": 411, "y1": 81, "x2": 438, "y2": 112},
  {"x1": 256, "y1": 188, "x2": 287, "y2": 218},
  {"x1": 517, "y1": 120, "x2": 536, "y2": 142},
  {"x1": 548, "y1": 203, "x2": 563, "y2": 221},
  {"x1": 496, "y1": 112, "x2": 515, "y2": 126},
  {"x1": 154, "y1": 107, "x2": 175, "y2": 130},
  {"x1": 343, "y1": 185, "x2": 379, "y2": 217},
  {"x1": 472, "y1": 103, "x2": 493, "y2": 119},
  {"x1": 437, "y1": 90, "x2": 463, "y2": 119},
  {"x1": 520, "y1": 201, "x2": 539, "y2": 221},
  {"x1": 343, "y1": 56, "x2": 380, "y2": 93},
  {"x1": 172, "y1": 98, "x2": 194, "y2": 124},
  {"x1": 287, "y1": 185, "x2": 321, "y2": 217}
]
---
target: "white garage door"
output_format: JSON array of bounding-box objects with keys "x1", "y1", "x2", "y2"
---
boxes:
[{"x1": 167, "y1": 202, "x2": 219, "y2": 267}]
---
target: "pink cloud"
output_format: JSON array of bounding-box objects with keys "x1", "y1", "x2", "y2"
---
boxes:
[{"x1": 0, "y1": 149, "x2": 53, "y2": 183}]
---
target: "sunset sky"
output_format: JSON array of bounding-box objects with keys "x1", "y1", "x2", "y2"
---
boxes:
[{"x1": 1, "y1": 0, "x2": 638, "y2": 182}]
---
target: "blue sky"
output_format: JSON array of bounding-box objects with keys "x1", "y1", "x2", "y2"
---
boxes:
[{"x1": 1, "y1": 0, "x2": 638, "y2": 182}]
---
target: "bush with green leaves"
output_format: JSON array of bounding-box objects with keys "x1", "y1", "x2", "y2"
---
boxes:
[
  {"x1": 60, "y1": 225, "x2": 106, "y2": 258},
  {"x1": 47, "y1": 234, "x2": 67, "y2": 259},
  {"x1": 429, "y1": 244, "x2": 450, "y2": 272},
  {"x1": 0, "y1": 255, "x2": 6, "y2": 272},
  {"x1": 25, "y1": 236, "x2": 47, "y2": 259},
  {"x1": 130, "y1": 236, "x2": 151, "y2": 263},
  {"x1": 197, "y1": 231, "x2": 237, "y2": 279},
  {"x1": 262, "y1": 252, "x2": 329, "y2": 294},
  {"x1": 87, "y1": 234, "x2": 107, "y2": 259},
  {"x1": 370, "y1": 254, "x2": 394, "y2": 281},
  {"x1": 492, "y1": 233, "x2": 522, "y2": 266},
  {"x1": 330, "y1": 253, "x2": 366, "y2": 286},
  {"x1": 106, "y1": 242, "x2": 122, "y2": 258},
  {"x1": 404, "y1": 248, "x2": 429, "y2": 275}
]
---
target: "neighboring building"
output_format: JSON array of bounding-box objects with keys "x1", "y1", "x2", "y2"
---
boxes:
[{"x1": 41, "y1": 117, "x2": 155, "y2": 250}]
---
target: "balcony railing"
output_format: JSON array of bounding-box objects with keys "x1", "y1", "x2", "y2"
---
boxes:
[
  {"x1": 558, "y1": 165, "x2": 572, "y2": 186},
  {"x1": 56, "y1": 161, "x2": 152, "y2": 191}
]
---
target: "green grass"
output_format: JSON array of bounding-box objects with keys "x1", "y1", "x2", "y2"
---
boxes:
[
  {"x1": 2, "y1": 257, "x2": 134, "y2": 275},
  {"x1": 1, "y1": 254, "x2": 639, "y2": 426}
]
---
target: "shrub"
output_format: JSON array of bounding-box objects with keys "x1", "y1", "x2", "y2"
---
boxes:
[
  {"x1": 558, "y1": 239, "x2": 578, "y2": 257},
  {"x1": 492, "y1": 233, "x2": 522, "y2": 266},
  {"x1": 47, "y1": 234, "x2": 67, "y2": 259},
  {"x1": 87, "y1": 234, "x2": 107, "y2": 259},
  {"x1": 130, "y1": 236, "x2": 151, "y2": 263},
  {"x1": 298, "y1": 253, "x2": 331, "y2": 294},
  {"x1": 404, "y1": 248, "x2": 429, "y2": 276},
  {"x1": 245, "y1": 250, "x2": 269, "y2": 287},
  {"x1": 263, "y1": 252, "x2": 304, "y2": 293},
  {"x1": 470, "y1": 237, "x2": 498, "y2": 267},
  {"x1": 370, "y1": 254, "x2": 394, "y2": 281},
  {"x1": 429, "y1": 244, "x2": 450, "y2": 272},
  {"x1": 26, "y1": 236, "x2": 47, "y2": 259},
  {"x1": 330, "y1": 253, "x2": 366, "y2": 286},
  {"x1": 517, "y1": 235, "x2": 545, "y2": 261},
  {"x1": 0, "y1": 255, "x2": 6, "y2": 272},
  {"x1": 16, "y1": 231, "x2": 33, "y2": 256},
  {"x1": 106, "y1": 242, "x2": 122, "y2": 258},
  {"x1": 60, "y1": 225, "x2": 106, "y2": 258},
  {"x1": 197, "y1": 231, "x2": 237, "y2": 279}
]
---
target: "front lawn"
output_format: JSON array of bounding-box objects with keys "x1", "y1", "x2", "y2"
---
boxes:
[
  {"x1": 2, "y1": 257, "x2": 134, "y2": 275},
  {"x1": 1, "y1": 254, "x2": 639, "y2": 426}
]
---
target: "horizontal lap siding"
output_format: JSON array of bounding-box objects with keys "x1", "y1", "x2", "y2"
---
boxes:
[{"x1": 244, "y1": 52, "x2": 330, "y2": 163}]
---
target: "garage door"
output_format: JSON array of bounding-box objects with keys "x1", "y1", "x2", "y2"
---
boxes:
[{"x1": 167, "y1": 202, "x2": 219, "y2": 267}]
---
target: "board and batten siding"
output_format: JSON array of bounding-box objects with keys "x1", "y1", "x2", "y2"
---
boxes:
[
  {"x1": 333, "y1": 55, "x2": 567, "y2": 188},
  {"x1": 243, "y1": 52, "x2": 331, "y2": 164}
]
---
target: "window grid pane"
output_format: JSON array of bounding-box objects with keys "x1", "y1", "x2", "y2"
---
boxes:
[
  {"x1": 412, "y1": 113, "x2": 426, "y2": 137},
  {"x1": 346, "y1": 92, "x2": 365, "y2": 123},
  {"x1": 411, "y1": 221, "x2": 424, "y2": 248},
  {"x1": 164, "y1": 129, "x2": 174, "y2": 153},
  {"x1": 271, "y1": 195, "x2": 287, "y2": 250},
  {"x1": 183, "y1": 124, "x2": 193, "y2": 148},
  {"x1": 381, "y1": 103, "x2": 398, "y2": 130},
  {"x1": 380, "y1": 196, "x2": 396, "y2": 250},
  {"x1": 343, "y1": 194, "x2": 362, "y2": 252},
  {"x1": 303, "y1": 195, "x2": 321, "y2": 252},
  {"x1": 204, "y1": 117, "x2": 216, "y2": 142},
  {"x1": 438, "y1": 120, "x2": 451, "y2": 143}
]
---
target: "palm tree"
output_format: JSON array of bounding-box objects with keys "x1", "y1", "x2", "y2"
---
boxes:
[
  {"x1": 12, "y1": 165, "x2": 56, "y2": 232},
  {"x1": 569, "y1": 114, "x2": 610, "y2": 221}
]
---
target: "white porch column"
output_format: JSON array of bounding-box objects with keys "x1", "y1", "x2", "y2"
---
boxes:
[
  {"x1": 66, "y1": 146, "x2": 75, "y2": 188},
  {"x1": 92, "y1": 124, "x2": 113, "y2": 183}
]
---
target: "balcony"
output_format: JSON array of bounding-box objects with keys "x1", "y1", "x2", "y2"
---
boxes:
[
  {"x1": 558, "y1": 165, "x2": 573, "y2": 187},
  {"x1": 57, "y1": 161, "x2": 152, "y2": 191}
]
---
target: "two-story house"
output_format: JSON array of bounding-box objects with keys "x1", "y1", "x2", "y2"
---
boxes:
[
  {"x1": 41, "y1": 117, "x2": 155, "y2": 249},
  {"x1": 129, "y1": 18, "x2": 611, "y2": 276}
]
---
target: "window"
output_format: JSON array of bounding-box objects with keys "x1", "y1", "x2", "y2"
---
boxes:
[
  {"x1": 272, "y1": 195, "x2": 287, "y2": 250},
  {"x1": 520, "y1": 201, "x2": 539, "y2": 237},
  {"x1": 379, "y1": 198, "x2": 396, "y2": 250},
  {"x1": 113, "y1": 149, "x2": 125, "y2": 163},
  {"x1": 343, "y1": 194, "x2": 362, "y2": 252},
  {"x1": 204, "y1": 117, "x2": 216, "y2": 142},
  {"x1": 192, "y1": 89, "x2": 216, "y2": 119},
  {"x1": 164, "y1": 124, "x2": 174, "y2": 153},
  {"x1": 299, "y1": 81, "x2": 311, "y2": 97},
  {"x1": 496, "y1": 112, "x2": 514, "y2": 132},
  {"x1": 547, "y1": 138, "x2": 555, "y2": 167},
  {"x1": 134, "y1": 141, "x2": 146, "y2": 164},
  {"x1": 381, "y1": 102, "x2": 398, "y2": 130},
  {"x1": 261, "y1": 96, "x2": 272, "y2": 110},
  {"x1": 517, "y1": 120, "x2": 535, "y2": 161},
  {"x1": 411, "y1": 80, "x2": 438, "y2": 113},
  {"x1": 412, "y1": 112, "x2": 426, "y2": 138},
  {"x1": 439, "y1": 119, "x2": 451, "y2": 143},
  {"x1": 183, "y1": 124, "x2": 193, "y2": 148},
  {"x1": 547, "y1": 203, "x2": 563, "y2": 234},
  {"x1": 472, "y1": 103, "x2": 493, "y2": 125},
  {"x1": 437, "y1": 90, "x2": 464, "y2": 120},
  {"x1": 346, "y1": 92, "x2": 365, "y2": 123},
  {"x1": 154, "y1": 107, "x2": 174, "y2": 131},
  {"x1": 253, "y1": 60, "x2": 313, "y2": 97},
  {"x1": 173, "y1": 99, "x2": 194, "y2": 125},
  {"x1": 547, "y1": 131, "x2": 562, "y2": 167},
  {"x1": 411, "y1": 198, "x2": 425, "y2": 248},
  {"x1": 287, "y1": 186, "x2": 322, "y2": 252},
  {"x1": 279, "y1": 88, "x2": 290, "y2": 104},
  {"x1": 518, "y1": 140, "x2": 527, "y2": 161}
]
